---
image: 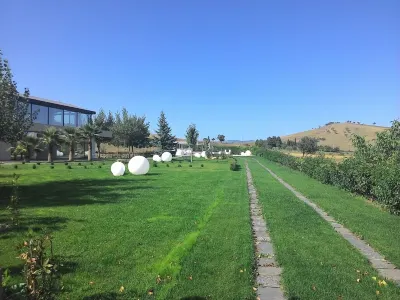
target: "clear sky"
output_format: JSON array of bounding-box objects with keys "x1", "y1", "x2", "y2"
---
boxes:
[{"x1": 2, "y1": 0, "x2": 399, "y2": 140}]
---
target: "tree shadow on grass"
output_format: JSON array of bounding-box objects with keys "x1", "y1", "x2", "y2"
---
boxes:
[{"x1": 0, "y1": 177, "x2": 156, "y2": 209}]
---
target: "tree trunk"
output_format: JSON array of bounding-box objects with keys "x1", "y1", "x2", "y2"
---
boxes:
[
  {"x1": 88, "y1": 139, "x2": 92, "y2": 161},
  {"x1": 48, "y1": 145, "x2": 53, "y2": 162},
  {"x1": 97, "y1": 142, "x2": 101, "y2": 158},
  {"x1": 69, "y1": 144, "x2": 74, "y2": 161}
]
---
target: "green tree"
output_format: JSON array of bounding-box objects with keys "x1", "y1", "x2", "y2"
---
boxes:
[
  {"x1": 185, "y1": 124, "x2": 199, "y2": 163},
  {"x1": 93, "y1": 109, "x2": 111, "y2": 156},
  {"x1": 40, "y1": 127, "x2": 63, "y2": 162},
  {"x1": 111, "y1": 111, "x2": 123, "y2": 153},
  {"x1": 79, "y1": 123, "x2": 101, "y2": 161},
  {"x1": 298, "y1": 136, "x2": 318, "y2": 157},
  {"x1": 153, "y1": 111, "x2": 176, "y2": 150},
  {"x1": 9, "y1": 136, "x2": 42, "y2": 162},
  {"x1": 62, "y1": 127, "x2": 80, "y2": 161},
  {"x1": 0, "y1": 50, "x2": 34, "y2": 145},
  {"x1": 217, "y1": 134, "x2": 225, "y2": 143}
]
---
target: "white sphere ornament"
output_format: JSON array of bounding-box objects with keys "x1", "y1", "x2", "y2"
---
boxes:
[
  {"x1": 111, "y1": 161, "x2": 125, "y2": 176},
  {"x1": 128, "y1": 156, "x2": 150, "y2": 175},
  {"x1": 194, "y1": 152, "x2": 201, "y2": 158},
  {"x1": 176, "y1": 149, "x2": 183, "y2": 157},
  {"x1": 201, "y1": 151, "x2": 207, "y2": 158},
  {"x1": 153, "y1": 155, "x2": 162, "y2": 162},
  {"x1": 245, "y1": 150, "x2": 252, "y2": 156},
  {"x1": 161, "y1": 152, "x2": 172, "y2": 162}
]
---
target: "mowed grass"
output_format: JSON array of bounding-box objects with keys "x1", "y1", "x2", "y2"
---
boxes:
[
  {"x1": 246, "y1": 159, "x2": 400, "y2": 299},
  {"x1": 255, "y1": 157, "x2": 400, "y2": 268},
  {"x1": 0, "y1": 159, "x2": 255, "y2": 299}
]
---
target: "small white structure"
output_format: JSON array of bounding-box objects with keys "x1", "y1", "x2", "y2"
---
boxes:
[
  {"x1": 201, "y1": 151, "x2": 207, "y2": 158},
  {"x1": 194, "y1": 152, "x2": 201, "y2": 158},
  {"x1": 161, "y1": 152, "x2": 172, "y2": 162},
  {"x1": 153, "y1": 154, "x2": 162, "y2": 162},
  {"x1": 128, "y1": 156, "x2": 150, "y2": 175},
  {"x1": 111, "y1": 161, "x2": 125, "y2": 176}
]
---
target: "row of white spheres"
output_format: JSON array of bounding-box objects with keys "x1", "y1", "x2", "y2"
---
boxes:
[{"x1": 111, "y1": 152, "x2": 173, "y2": 176}]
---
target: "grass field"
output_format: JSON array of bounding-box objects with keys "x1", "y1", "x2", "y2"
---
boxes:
[
  {"x1": 253, "y1": 157, "x2": 400, "y2": 269},
  {"x1": 0, "y1": 159, "x2": 255, "y2": 299},
  {"x1": 246, "y1": 158, "x2": 400, "y2": 299}
]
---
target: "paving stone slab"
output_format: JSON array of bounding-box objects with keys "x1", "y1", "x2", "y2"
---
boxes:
[
  {"x1": 257, "y1": 287, "x2": 284, "y2": 300},
  {"x1": 257, "y1": 275, "x2": 281, "y2": 288},
  {"x1": 258, "y1": 242, "x2": 274, "y2": 255},
  {"x1": 259, "y1": 266, "x2": 282, "y2": 276}
]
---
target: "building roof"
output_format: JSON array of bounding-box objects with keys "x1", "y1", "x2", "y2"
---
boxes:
[{"x1": 26, "y1": 95, "x2": 96, "y2": 115}]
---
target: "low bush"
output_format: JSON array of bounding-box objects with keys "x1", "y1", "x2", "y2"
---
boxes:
[
  {"x1": 32, "y1": 164, "x2": 37, "y2": 169},
  {"x1": 21, "y1": 161, "x2": 25, "y2": 164},
  {"x1": 166, "y1": 164, "x2": 169, "y2": 167},
  {"x1": 90, "y1": 162, "x2": 94, "y2": 165},
  {"x1": 13, "y1": 165, "x2": 18, "y2": 169},
  {"x1": 98, "y1": 165, "x2": 102, "y2": 169},
  {"x1": 178, "y1": 164, "x2": 182, "y2": 168},
  {"x1": 201, "y1": 164, "x2": 204, "y2": 167},
  {"x1": 67, "y1": 165, "x2": 72, "y2": 169},
  {"x1": 50, "y1": 162, "x2": 54, "y2": 166},
  {"x1": 153, "y1": 162, "x2": 158, "y2": 167},
  {"x1": 78, "y1": 162, "x2": 82, "y2": 166},
  {"x1": 36, "y1": 162, "x2": 41, "y2": 165},
  {"x1": 50, "y1": 166, "x2": 54, "y2": 169},
  {"x1": 189, "y1": 164, "x2": 192, "y2": 167},
  {"x1": 229, "y1": 159, "x2": 239, "y2": 171},
  {"x1": 64, "y1": 162, "x2": 68, "y2": 166},
  {"x1": 84, "y1": 166, "x2": 87, "y2": 169}
]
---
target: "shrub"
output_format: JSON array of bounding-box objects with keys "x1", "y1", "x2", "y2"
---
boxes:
[
  {"x1": 84, "y1": 165, "x2": 87, "y2": 169},
  {"x1": 201, "y1": 164, "x2": 204, "y2": 167},
  {"x1": 50, "y1": 166, "x2": 54, "y2": 169},
  {"x1": 13, "y1": 165, "x2": 18, "y2": 169},
  {"x1": 178, "y1": 164, "x2": 182, "y2": 168},
  {"x1": 21, "y1": 161, "x2": 25, "y2": 164},
  {"x1": 67, "y1": 165, "x2": 72, "y2": 169},
  {"x1": 78, "y1": 162, "x2": 82, "y2": 166},
  {"x1": 32, "y1": 164, "x2": 37, "y2": 169},
  {"x1": 50, "y1": 162, "x2": 54, "y2": 166},
  {"x1": 189, "y1": 164, "x2": 192, "y2": 167},
  {"x1": 166, "y1": 164, "x2": 169, "y2": 167},
  {"x1": 229, "y1": 159, "x2": 239, "y2": 171},
  {"x1": 36, "y1": 162, "x2": 41, "y2": 165},
  {"x1": 64, "y1": 162, "x2": 68, "y2": 166},
  {"x1": 90, "y1": 162, "x2": 94, "y2": 165},
  {"x1": 102, "y1": 162, "x2": 105, "y2": 165},
  {"x1": 98, "y1": 165, "x2": 102, "y2": 168},
  {"x1": 153, "y1": 162, "x2": 158, "y2": 167}
]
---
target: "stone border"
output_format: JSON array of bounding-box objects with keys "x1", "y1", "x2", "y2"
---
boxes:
[
  {"x1": 255, "y1": 159, "x2": 400, "y2": 286},
  {"x1": 245, "y1": 162, "x2": 285, "y2": 299}
]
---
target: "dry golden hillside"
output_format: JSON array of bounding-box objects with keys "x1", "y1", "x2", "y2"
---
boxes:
[{"x1": 281, "y1": 122, "x2": 389, "y2": 151}]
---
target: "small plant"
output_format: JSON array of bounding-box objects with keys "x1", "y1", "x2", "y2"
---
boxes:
[
  {"x1": 153, "y1": 162, "x2": 158, "y2": 167},
  {"x1": 90, "y1": 162, "x2": 94, "y2": 165},
  {"x1": 13, "y1": 165, "x2": 18, "y2": 169},
  {"x1": 189, "y1": 164, "x2": 192, "y2": 167},
  {"x1": 102, "y1": 162, "x2": 105, "y2": 165},
  {"x1": 98, "y1": 165, "x2": 102, "y2": 169},
  {"x1": 67, "y1": 165, "x2": 72, "y2": 169},
  {"x1": 64, "y1": 162, "x2": 68, "y2": 166},
  {"x1": 84, "y1": 165, "x2": 87, "y2": 169},
  {"x1": 166, "y1": 164, "x2": 169, "y2": 167},
  {"x1": 21, "y1": 161, "x2": 25, "y2": 164},
  {"x1": 201, "y1": 164, "x2": 204, "y2": 167},
  {"x1": 7, "y1": 173, "x2": 21, "y2": 226},
  {"x1": 32, "y1": 164, "x2": 37, "y2": 169},
  {"x1": 78, "y1": 162, "x2": 82, "y2": 166},
  {"x1": 18, "y1": 231, "x2": 61, "y2": 299},
  {"x1": 230, "y1": 160, "x2": 239, "y2": 171},
  {"x1": 178, "y1": 164, "x2": 182, "y2": 168},
  {"x1": 50, "y1": 166, "x2": 54, "y2": 169},
  {"x1": 36, "y1": 162, "x2": 41, "y2": 165},
  {"x1": 50, "y1": 162, "x2": 54, "y2": 166}
]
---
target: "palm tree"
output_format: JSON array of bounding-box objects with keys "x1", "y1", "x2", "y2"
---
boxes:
[
  {"x1": 40, "y1": 127, "x2": 63, "y2": 162},
  {"x1": 62, "y1": 127, "x2": 80, "y2": 161},
  {"x1": 79, "y1": 123, "x2": 101, "y2": 161},
  {"x1": 9, "y1": 136, "x2": 42, "y2": 162}
]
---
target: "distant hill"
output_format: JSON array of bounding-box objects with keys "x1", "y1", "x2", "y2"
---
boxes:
[{"x1": 281, "y1": 122, "x2": 389, "y2": 151}]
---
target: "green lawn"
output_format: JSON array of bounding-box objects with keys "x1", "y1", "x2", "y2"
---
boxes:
[
  {"x1": 246, "y1": 159, "x2": 400, "y2": 299},
  {"x1": 254, "y1": 157, "x2": 400, "y2": 268},
  {"x1": 0, "y1": 159, "x2": 255, "y2": 299}
]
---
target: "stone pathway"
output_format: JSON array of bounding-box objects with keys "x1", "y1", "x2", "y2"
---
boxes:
[
  {"x1": 245, "y1": 162, "x2": 285, "y2": 299},
  {"x1": 255, "y1": 159, "x2": 400, "y2": 286}
]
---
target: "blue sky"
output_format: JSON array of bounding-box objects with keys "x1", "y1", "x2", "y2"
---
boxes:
[{"x1": 2, "y1": 0, "x2": 399, "y2": 140}]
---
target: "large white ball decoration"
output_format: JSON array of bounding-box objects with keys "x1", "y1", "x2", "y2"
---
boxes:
[
  {"x1": 194, "y1": 152, "x2": 201, "y2": 158},
  {"x1": 245, "y1": 150, "x2": 252, "y2": 156},
  {"x1": 153, "y1": 155, "x2": 162, "y2": 162},
  {"x1": 176, "y1": 149, "x2": 183, "y2": 157},
  {"x1": 111, "y1": 161, "x2": 125, "y2": 176},
  {"x1": 57, "y1": 150, "x2": 63, "y2": 157},
  {"x1": 201, "y1": 151, "x2": 207, "y2": 158},
  {"x1": 128, "y1": 156, "x2": 150, "y2": 175},
  {"x1": 161, "y1": 152, "x2": 172, "y2": 162},
  {"x1": 240, "y1": 152, "x2": 245, "y2": 156}
]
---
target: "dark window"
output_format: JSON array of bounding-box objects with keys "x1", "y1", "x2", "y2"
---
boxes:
[
  {"x1": 64, "y1": 110, "x2": 77, "y2": 127},
  {"x1": 32, "y1": 104, "x2": 49, "y2": 124},
  {"x1": 49, "y1": 107, "x2": 63, "y2": 126},
  {"x1": 78, "y1": 113, "x2": 89, "y2": 126}
]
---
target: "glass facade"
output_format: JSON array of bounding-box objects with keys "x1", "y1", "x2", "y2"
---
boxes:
[
  {"x1": 78, "y1": 113, "x2": 89, "y2": 126},
  {"x1": 32, "y1": 104, "x2": 49, "y2": 125},
  {"x1": 64, "y1": 110, "x2": 77, "y2": 127},
  {"x1": 49, "y1": 107, "x2": 63, "y2": 126}
]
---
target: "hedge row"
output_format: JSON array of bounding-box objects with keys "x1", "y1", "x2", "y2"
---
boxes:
[{"x1": 257, "y1": 150, "x2": 400, "y2": 215}]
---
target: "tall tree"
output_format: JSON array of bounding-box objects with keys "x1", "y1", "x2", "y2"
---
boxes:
[
  {"x1": 217, "y1": 134, "x2": 225, "y2": 143},
  {"x1": 298, "y1": 136, "x2": 318, "y2": 157},
  {"x1": 93, "y1": 108, "x2": 111, "y2": 156},
  {"x1": 0, "y1": 50, "x2": 34, "y2": 145},
  {"x1": 153, "y1": 111, "x2": 176, "y2": 150},
  {"x1": 62, "y1": 127, "x2": 80, "y2": 161},
  {"x1": 185, "y1": 124, "x2": 199, "y2": 163},
  {"x1": 79, "y1": 123, "x2": 101, "y2": 161},
  {"x1": 111, "y1": 111, "x2": 123, "y2": 153},
  {"x1": 40, "y1": 127, "x2": 63, "y2": 162}
]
